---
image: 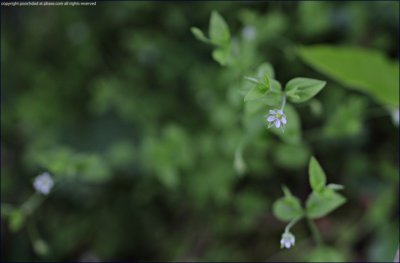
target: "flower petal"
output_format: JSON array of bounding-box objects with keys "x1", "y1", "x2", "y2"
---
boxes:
[
  {"x1": 277, "y1": 109, "x2": 283, "y2": 115},
  {"x1": 275, "y1": 120, "x2": 281, "y2": 128},
  {"x1": 269, "y1": 110, "x2": 276, "y2": 114},
  {"x1": 267, "y1": 116, "x2": 276, "y2": 122},
  {"x1": 281, "y1": 116, "x2": 287, "y2": 124}
]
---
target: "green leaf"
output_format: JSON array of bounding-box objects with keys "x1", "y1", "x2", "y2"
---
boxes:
[
  {"x1": 282, "y1": 185, "x2": 294, "y2": 198},
  {"x1": 209, "y1": 11, "x2": 230, "y2": 47},
  {"x1": 244, "y1": 77, "x2": 262, "y2": 85},
  {"x1": 191, "y1": 27, "x2": 210, "y2": 43},
  {"x1": 212, "y1": 47, "x2": 231, "y2": 66},
  {"x1": 256, "y1": 63, "x2": 275, "y2": 80},
  {"x1": 285, "y1": 77, "x2": 326, "y2": 103},
  {"x1": 273, "y1": 187, "x2": 303, "y2": 222},
  {"x1": 9, "y1": 210, "x2": 25, "y2": 232},
  {"x1": 323, "y1": 95, "x2": 366, "y2": 138},
  {"x1": 297, "y1": 45, "x2": 399, "y2": 107},
  {"x1": 244, "y1": 72, "x2": 270, "y2": 94},
  {"x1": 270, "y1": 79, "x2": 282, "y2": 92},
  {"x1": 306, "y1": 246, "x2": 347, "y2": 262},
  {"x1": 244, "y1": 85, "x2": 267, "y2": 102},
  {"x1": 326, "y1": 183, "x2": 344, "y2": 190},
  {"x1": 262, "y1": 74, "x2": 270, "y2": 90},
  {"x1": 33, "y1": 239, "x2": 49, "y2": 256},
  {"x1": 309, "y1": 156, "x2": 326, "y2": 192},
  {"x1": 306, "y1": 188, "x2": 346, "y2": 219}
]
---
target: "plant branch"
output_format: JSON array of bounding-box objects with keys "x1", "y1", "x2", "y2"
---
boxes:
[{"x1": 307, "y1": 217, "x2": 323, "y2": 246}]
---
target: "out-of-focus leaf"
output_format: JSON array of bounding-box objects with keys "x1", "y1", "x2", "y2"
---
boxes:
[
  {"x1": 306, "y1": 188, "x2": 346, "y2": 219},
  {"x1": 297, "y1": 45, "x2": 399, "y2": 107},
  {"x1": 323, "y1": 95, "x2": 366, "y2": 138},
  {"x1": 9, "y1": 210, "x2": 25, "y2": 232},
  {"x1": 365, "y1": 186, "x2": 396, "y2": 226},
  {"x1": 256, "y1": 63, "x2": 275, "y2": 79},
  {"x1": 273, "y1": 186, "x2": 303, "y2": 222},
  {"x1": 326, "y1": 183, "x2": 344, "y2": 190},
  {"x1": 306, "y1": 246, "x2": 347, "y2": 262},
  {"x1": 244, "y1": 85, "x2": 267, "y2": 102},
  {"x1": 209, "y1": 11, "x2": 230, "y2": 47},
  {"x1": 212, "y1": 47, "x2": 231, "y2": 66},
  {"x1": 191, "y1": 27, "x2": 210, "y2": 43},
  {"x1": 309, "y1": 156, "x2": 326, "y2": 192},
  {"x1": 367, "y1": 223, "x2": 399, "y2": 262}
]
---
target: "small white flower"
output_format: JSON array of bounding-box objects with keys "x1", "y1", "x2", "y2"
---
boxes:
[
  {"x1": 33, "y1": 172, "x2": 54, "y2": 195},
  {"x1": 266, "y1": 109, "x2": 287, "y2": 132},
  {"x1": 280, "y1": 232, "x2": 295, "y2": 249}
]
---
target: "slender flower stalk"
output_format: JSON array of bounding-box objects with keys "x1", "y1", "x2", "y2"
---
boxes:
[
  {"x1": 307, "y1": 217, "x2": 323, "y2": 246},
  {"x1": 280, "y1": 95, "x2": 286, "y2": 111}
]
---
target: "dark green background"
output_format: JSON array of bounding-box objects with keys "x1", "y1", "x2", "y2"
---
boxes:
[{"x1": 1, "y1": 1, "x2": 399, "y2": 261}]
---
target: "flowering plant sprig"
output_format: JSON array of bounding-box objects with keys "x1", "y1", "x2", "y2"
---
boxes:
[
  {"x1": 273, "y1": 157, "x2": 346, "y2": 249},
  {"x1": 1, "y1": 172, "x2": 55, "y2": 256},
  {"x1": 192, "y1": 11, "x2": 345, "y2": 253},
  {"x1": 243, "y1": 73, "x2": 326, "y2": 133}
]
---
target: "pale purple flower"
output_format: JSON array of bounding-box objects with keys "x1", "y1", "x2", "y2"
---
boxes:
[
  {"x1": 266, "y1": 109, "x2": 287, "y2": 131},
  {"x1": 33, "y1": 172, "x2": 54, "y2": 195},
  {"x1": 280, "y1": 232, "x2": 295, "y2": 249}
]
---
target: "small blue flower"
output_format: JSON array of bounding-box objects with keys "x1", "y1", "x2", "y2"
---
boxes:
[
  {"x1": 280, "y1": 232, "x2": 295, "y2": 249},
  {"x1": 33, "y1": 172, "x2": 54, "y2": 195},
  {"x1": 266, "y1": 109, "x2": 287, "y2": 131}
]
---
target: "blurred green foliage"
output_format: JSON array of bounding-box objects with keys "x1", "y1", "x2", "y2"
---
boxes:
[{"x1": 1, "y1": 1, "x2": 399, "y2": 262}]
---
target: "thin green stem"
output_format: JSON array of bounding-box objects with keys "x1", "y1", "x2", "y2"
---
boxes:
[
  {"x1": 280, "y1": 95, "x2": 286, "y2": 111},
  {"x1": 20, "y1": 193, "x2": 44, "y2": 216},
  {"x1": 284, "y1": 215, "x2": 302, "y2": 233},
  {"x1": 307, "y1": 217, "x2": 323, "y2": 246}
]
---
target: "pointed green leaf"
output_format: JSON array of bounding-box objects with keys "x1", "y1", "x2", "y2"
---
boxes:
[
  {"x1": 191, "y1": 27, "x2": 210, "y2": 43},
  {"x1": 282, "y1": 185, "x2": 293, "y2": 198},
  {"x1": 306, "y1": 188, "x2": 346, "y2": 219},
  {"x1": 326, "y1": 183, "x2": 344, "y2": 190},
  {"x1": 297, "y1": 45, "x2": 399, "y2": 107},
  {"x1": 263, "y1": 74, "x2": 270, "y2": 90},
  {"x1": 273, "y1": 190, "x2": 303, "y2": 222},
  {"x1": 244, "y1": 77, "x2": 262, "y2": 85},
  {"x1": 309, "y1": 156, "x2": 326, "y2": 192},
  {"x1": 212, "y1": 47, "x2": 230, "y2": 66},
  {"x1": 209, "y1": 11, "x2": 230, "y2": 47},
  {"x1": 285, "y1": 77, "x2": 326, "y2": 103},
  {"x1": 270, "y1": 79, "x2": 282, "y2": 92},
  {"x1": 244, "y1": 85, "x2": 266, "y2": 102},
  {"x1": 257, "y1": 63, "x2": 275, "y2": 80}
]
